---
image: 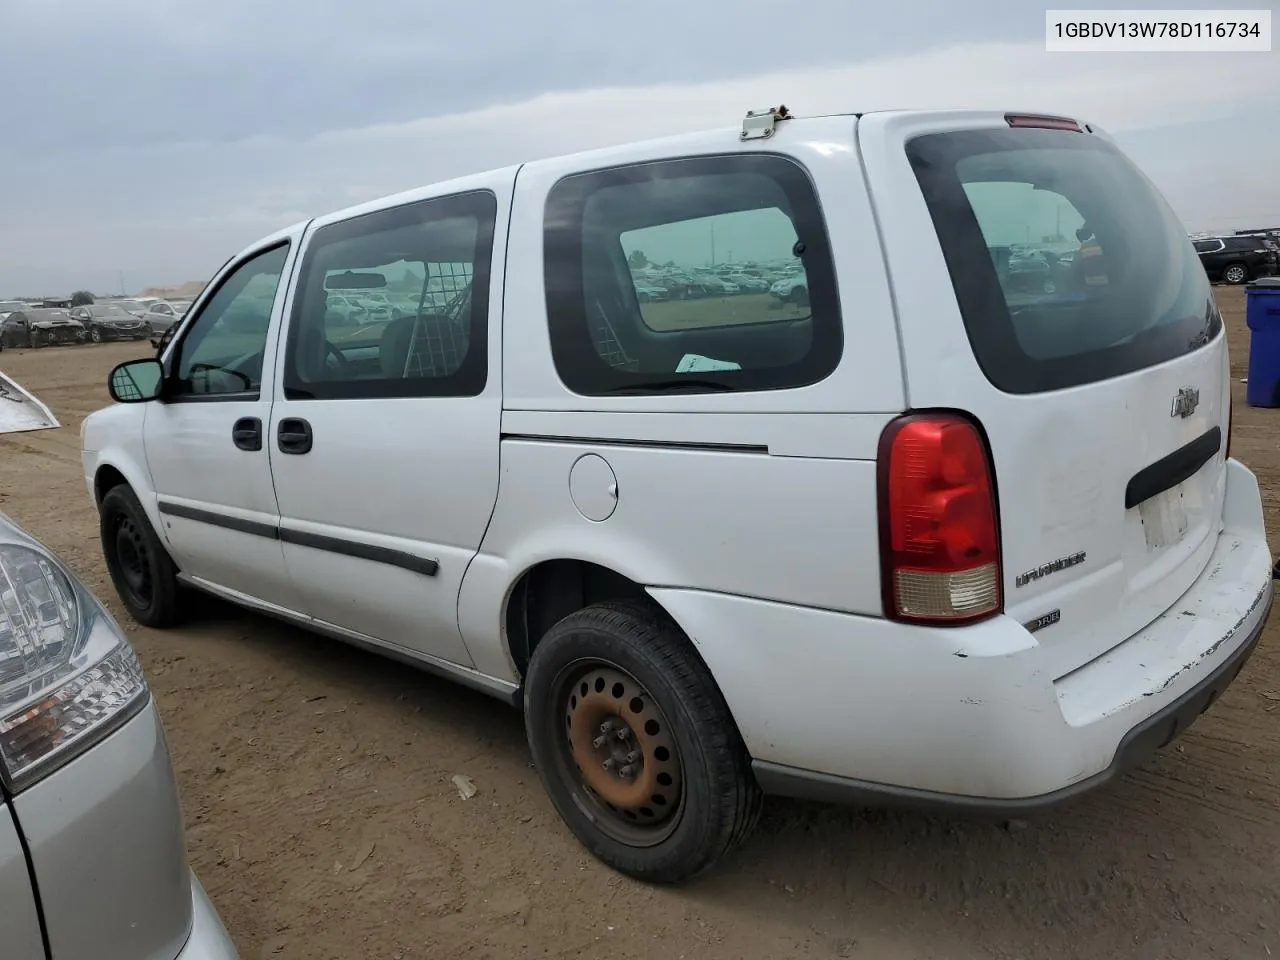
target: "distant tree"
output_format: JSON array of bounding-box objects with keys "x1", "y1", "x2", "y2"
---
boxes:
[
  {"x1": 69, "y1": 290, "x2": 95, "y2": 306},
  {"x1": 627, "y1": 249, "x2": 649, "y2": 269}
]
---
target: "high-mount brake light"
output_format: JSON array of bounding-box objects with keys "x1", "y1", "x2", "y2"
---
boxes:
[
  {"x1": 877, "y1": 413, "x2": 1003, "y2": 625},
  {"x1": 1005, "y1": 114, "x2": 1083, "y2": 132}
]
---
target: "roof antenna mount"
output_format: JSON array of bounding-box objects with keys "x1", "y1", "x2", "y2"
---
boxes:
[{"x1": 741, "y1": 105, "x2": 792, "y2": 141}]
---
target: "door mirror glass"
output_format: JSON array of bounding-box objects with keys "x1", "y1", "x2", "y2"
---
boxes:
[{"x1": 108, "y1": 358, "x2": 164, "y2": 403}]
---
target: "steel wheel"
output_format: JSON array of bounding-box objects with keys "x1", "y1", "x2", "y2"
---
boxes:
[
  {"x1": 525, "y1": 601, "x2": 762, "y2": 882},
  {"x1": 98, "y1": 485, "x2": 182, "y2": 627},
  {"x1": 552, "y1": 660, "x2": 685, "y2": 847},
  {"x1": 112, "y1": 515, "x2": 153, "y2": 607}
]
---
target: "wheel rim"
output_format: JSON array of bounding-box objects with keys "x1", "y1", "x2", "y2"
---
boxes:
[
  {"x1": 552, "y1": 660, "x2": 685, "y2": 847},
  {"x1": 91, "y1": 327, "x2": 102, "y2": 342},
  {"x1": 113, "y1": 515, "x2": 153, "y2": 605},
  {"x1": 1226, "y1": 265, "x2": 1246, "y2": 283}
]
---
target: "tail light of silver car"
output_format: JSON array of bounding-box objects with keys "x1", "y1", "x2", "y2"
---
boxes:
[
  {"x1": 0, "y1": 538, "x2": 147, "y2": 792},
  {"x1": 877, "y1": 412, "x2": 1003, "y2": 625}
]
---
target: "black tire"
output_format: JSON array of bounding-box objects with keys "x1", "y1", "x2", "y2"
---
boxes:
[
  {"x1": 524, "y1": 600, "x2": 761, "y2": 883},
  {"x1": 99, "y1": 484, "x2": 182, "y2": 628},
  {"x1": 28, "y1": 330, "x2": 40, "y2": 348},
  {"x1": 89, "y1": 325, "x2": 103, "y2": 343},
  {"x1": 1222, "y1": 262, "x2": 1250, "y2": 285}
]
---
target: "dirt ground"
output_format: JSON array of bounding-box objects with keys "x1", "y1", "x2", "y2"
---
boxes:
[{"x1": 2, "y1": 287, "x2": 1279, "y2": 960}]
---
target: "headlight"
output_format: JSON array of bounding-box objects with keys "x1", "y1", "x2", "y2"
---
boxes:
[{"x1": 0, "y1": 542, "x2": 147, "y2": 792}]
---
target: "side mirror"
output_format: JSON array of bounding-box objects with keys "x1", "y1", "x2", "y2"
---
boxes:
[{"x1": 108, "y1": 358, "x2": 164, "y2": 403}]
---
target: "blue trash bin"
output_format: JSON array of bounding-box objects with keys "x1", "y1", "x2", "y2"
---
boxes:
[{"x1": 1245, "y1": 277, "x2": 1280, "y2": 408}]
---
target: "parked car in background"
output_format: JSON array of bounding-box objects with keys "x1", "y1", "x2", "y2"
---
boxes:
[
  {"x1": 634, "y1": 281, "x2": 669, "y2": 302},
  {"x1": 0, "y1": 300, "x2": 27, "y2": 316},
  {"x1": 83, "y1": 107, "x2": 1273, "y2": 886},
  {"x1": 143, "y1": 301, "x2": 181, "y2": 337},
  {"x1": 727, "y1": 273, "x2": 770, "y2": 293},
  {"x1": 1193, "y1": 235, "x2": 1280, "y2": 284},
  {"x1": 769, "y1": 273, "x2": 809, "y2": 304},
  {"x1": 71, "y1": 302, "x2": 152, "y2": 342},
  {"x1": 113, "y1": 298, "x2": 153, "y2": 317},
  {"x1": 998, "y1": 250, "x2": 1076, "y2": 297},
  {"x1": 0, "y1": 510, "x2": 238, "y2": 960},
  {"x1": 0, "y1": 308, "x2": 87, "y2": 348}
]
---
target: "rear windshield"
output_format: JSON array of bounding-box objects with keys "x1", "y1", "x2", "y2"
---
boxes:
[{"x1": 908, "y1": 127, "x2": 1217, "y2": 394}]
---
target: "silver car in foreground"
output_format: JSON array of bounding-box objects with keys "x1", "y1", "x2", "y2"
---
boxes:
[{"x1": 0, "y1": 512, "x2": 237, "y2": 959}]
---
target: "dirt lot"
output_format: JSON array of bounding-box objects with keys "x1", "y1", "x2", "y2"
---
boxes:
[{"x1": 2, "y1": 287, "x2": 1279, "y2": 960}]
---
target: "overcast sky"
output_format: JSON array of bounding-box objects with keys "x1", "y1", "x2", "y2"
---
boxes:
[{"x1": 1, "y1": 0, "x2": 1276, "y2": 296}]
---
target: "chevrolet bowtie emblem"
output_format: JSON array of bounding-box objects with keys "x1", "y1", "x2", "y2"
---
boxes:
[{"x1": 1170, "y1": 386, "x2": 1200, "y2": 419}]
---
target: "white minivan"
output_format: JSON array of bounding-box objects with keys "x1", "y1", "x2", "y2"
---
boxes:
[{"x1": 81, "y1": 108, "x2": 1275, "y2": 883}]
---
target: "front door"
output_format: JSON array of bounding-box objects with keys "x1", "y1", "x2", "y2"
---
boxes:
[
  {"x1": 143, "y1": 237, "x2": 304, "y2": 612},
  {"x1": 267, "y1": 188, "x2": 506, "y2": 667}
]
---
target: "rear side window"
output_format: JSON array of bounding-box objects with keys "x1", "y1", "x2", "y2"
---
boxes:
[
  {"x1": 909, "y1": 128, "x2": 1217, "y2": 395},
  {"x1": 543, "y1": 154, "x2": 842, "y2": 395}
]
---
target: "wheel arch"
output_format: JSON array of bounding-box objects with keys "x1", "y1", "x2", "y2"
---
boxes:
[
  {"x1": 503, "y1": 557, "x2": 658, "y2": 678},
  {"x1": 90, "y1": 453, "x2": 167, "y2": 542},
  {"x1": 93, "y1": 462, "x2": 129, "y2": 505}
]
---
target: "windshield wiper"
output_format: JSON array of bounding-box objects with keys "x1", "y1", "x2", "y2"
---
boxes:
[{"x1": 606, "y1": 378, "x2": 735, "y2": 394}]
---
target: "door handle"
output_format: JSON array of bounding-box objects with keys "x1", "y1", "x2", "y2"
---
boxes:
[
  {"x1": 231, "y1": 417, "x2": 262, "y2": 451},
  {"x1": 277, "y1": 417, "x2": 313, "y2": 455}
]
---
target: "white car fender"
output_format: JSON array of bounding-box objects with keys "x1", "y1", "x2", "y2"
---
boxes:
[{"x1": 81, "y1": 405, "x2": 167, "y2": 543}]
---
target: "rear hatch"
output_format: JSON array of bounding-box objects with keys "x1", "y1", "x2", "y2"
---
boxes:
[{"x1": 867, "y1": 113, "x2": 1228, "y2": 678}]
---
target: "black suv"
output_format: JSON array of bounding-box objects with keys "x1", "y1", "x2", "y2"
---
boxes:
[{"x1": 1192, "y1": 235, "x2": 1280, "y2": 285}]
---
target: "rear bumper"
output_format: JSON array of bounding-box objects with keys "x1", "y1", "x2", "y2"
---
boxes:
[
  {"x1": 176, "y1": 874, "x2": 239, "y2": 959},
  {"x1": 753, "y1": 582, "x2": 1269, "y2": 814},
  {"x1": 653, "y1": 459, "x2": 1273, "y2": 809}
]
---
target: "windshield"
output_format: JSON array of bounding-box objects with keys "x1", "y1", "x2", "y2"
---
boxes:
[{"x1": 908, "y1": 126, "x2": 1216, "y2": 394}]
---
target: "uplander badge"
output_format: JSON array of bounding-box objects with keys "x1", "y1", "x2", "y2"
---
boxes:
[{"x1": 1015, "y1": 551, "x2": 1086, "y2": 588}]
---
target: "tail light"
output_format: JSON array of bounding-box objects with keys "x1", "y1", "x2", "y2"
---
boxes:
[{"x1": 877, "y1": 412, "x2": 1002, "y2": 625}]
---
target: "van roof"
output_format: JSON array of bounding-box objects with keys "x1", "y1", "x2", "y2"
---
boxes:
[{"x1": 271, "y1": 107, "x2": 1089, "y2": 244}]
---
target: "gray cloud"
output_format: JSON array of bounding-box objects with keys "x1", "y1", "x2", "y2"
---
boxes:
[
  {"x1": 4, "y1": 0, "x2": 1033, "y2": 153},
  {"x1": 2, "y1": 0, "x2": 1277, "y2": 295}
]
